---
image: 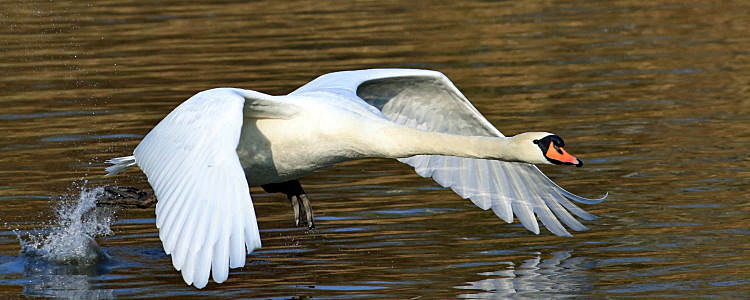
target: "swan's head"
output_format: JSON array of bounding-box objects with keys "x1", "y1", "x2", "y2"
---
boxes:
[{"x1": 510, "y1": 132, "x2": 583, "y2": 167}]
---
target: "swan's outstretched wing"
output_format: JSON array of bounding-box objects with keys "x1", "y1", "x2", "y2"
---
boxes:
[
  {"x1": 295, "y1": 69, "x2": 606, "y2": 237},
  {"x1": 133, "y1": 88, "x2": 283, "y2": 288}
]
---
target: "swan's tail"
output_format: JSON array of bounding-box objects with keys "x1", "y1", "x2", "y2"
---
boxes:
[{"x1": 105, "y1": 156, "x2": 136, "y2": 176}]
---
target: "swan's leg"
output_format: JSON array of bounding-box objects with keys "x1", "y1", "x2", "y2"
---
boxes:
[
  {"x1": 261, "y1": 180, "x2": 315, "y2": 229},
  {"x1": 299, "y1": 194, "x2": 315, "y2": 229},
  {"x1": 289, "y1": 195, "x2": 301, "y2": 226}
]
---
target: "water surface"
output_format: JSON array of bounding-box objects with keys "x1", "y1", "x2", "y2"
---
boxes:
[{"x1": 0, "y1": 0, "x2": 748, "y2": 298}]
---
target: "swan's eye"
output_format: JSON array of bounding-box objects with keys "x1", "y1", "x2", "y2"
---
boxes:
[
  {"x1": 533, "y1": 139, "x2": 540, "y2": 144},
  {"x1": 553, "y1": 144, "x2": 563, "y2": 154}
]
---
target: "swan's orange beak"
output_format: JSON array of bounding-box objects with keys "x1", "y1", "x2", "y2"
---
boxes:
[{"x1": 546, "y1": 145, "x2": 583, "y2": 167}]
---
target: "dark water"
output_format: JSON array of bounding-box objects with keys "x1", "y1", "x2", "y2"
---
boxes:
[{"x1": 1, "y1": 0, "x2": 748, "y2": 298}]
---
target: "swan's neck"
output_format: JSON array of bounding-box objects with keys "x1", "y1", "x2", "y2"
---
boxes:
[{"x1": 369, "y1": 125, "x2": 524, "y2": 162}]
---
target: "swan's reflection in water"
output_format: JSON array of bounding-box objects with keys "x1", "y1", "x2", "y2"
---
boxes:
[
  {"x1": 0, "y1": 252, "x2": 114, "y2": 299},
  {"x1": 455, "y1": 250, "x2": 591, "y2": 299},
  {"x1": 20, "y1": 259, "x2": 114, "y2": 299}
]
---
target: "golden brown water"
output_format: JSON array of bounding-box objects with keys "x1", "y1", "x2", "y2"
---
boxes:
[{"x1": 1, "y1": 0, "x2": 748, "y2": 298}]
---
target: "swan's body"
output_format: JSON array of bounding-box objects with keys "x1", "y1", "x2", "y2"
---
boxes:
[
  {"x1": 106, "y1": 69, "x2": 606, "y2": 288},
  {"x1": 236, "y1": 90, "x2": 387, "y2": 185}
]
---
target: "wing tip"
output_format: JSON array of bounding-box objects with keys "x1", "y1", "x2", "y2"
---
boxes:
[
  {"x1": 563, "y1": 190, "x2": 608, "y2": 205},
  {"x1": 528, "y1": 226, "x2": 541, "y2": 235},
  {"x1": 192, "y1": 280, "x2": 207, "y2": 289},
  {"x1": 587, "y1": 191, "x2": 609, "y2": 204}
]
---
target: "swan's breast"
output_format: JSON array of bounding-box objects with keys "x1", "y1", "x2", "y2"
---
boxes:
[{"x1": 236, "y1": 98, "x2": 384, "y2": 186}]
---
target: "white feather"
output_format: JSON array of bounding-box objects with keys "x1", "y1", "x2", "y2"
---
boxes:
[{"x1": 132, "y1": 88, "x2": 262, "y2": 288}]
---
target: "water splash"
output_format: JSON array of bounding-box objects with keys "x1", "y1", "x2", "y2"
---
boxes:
[
  {"x1": 0, "y1": 185, "x2": 119, "y2": 298},
  {"x1": 18, "y1": 185, "x2": 115, "y2": 264}
]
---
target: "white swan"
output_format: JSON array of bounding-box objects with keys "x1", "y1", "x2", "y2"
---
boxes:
[{"x1": 105, "y1": 68, "x2": 606, "y2": 288}]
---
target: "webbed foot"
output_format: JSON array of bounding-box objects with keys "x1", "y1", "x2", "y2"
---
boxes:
[
  {"x1": 98, "y1": 186, "x2": 156, "y2": 208},
  {"x1": 261, "y1": 180, "x2": 315, "y2": 229}
]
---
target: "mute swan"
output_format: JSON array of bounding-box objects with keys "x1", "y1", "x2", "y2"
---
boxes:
[{"x1": 105, "y1": 68, "x2": 606, "y2": 288}]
